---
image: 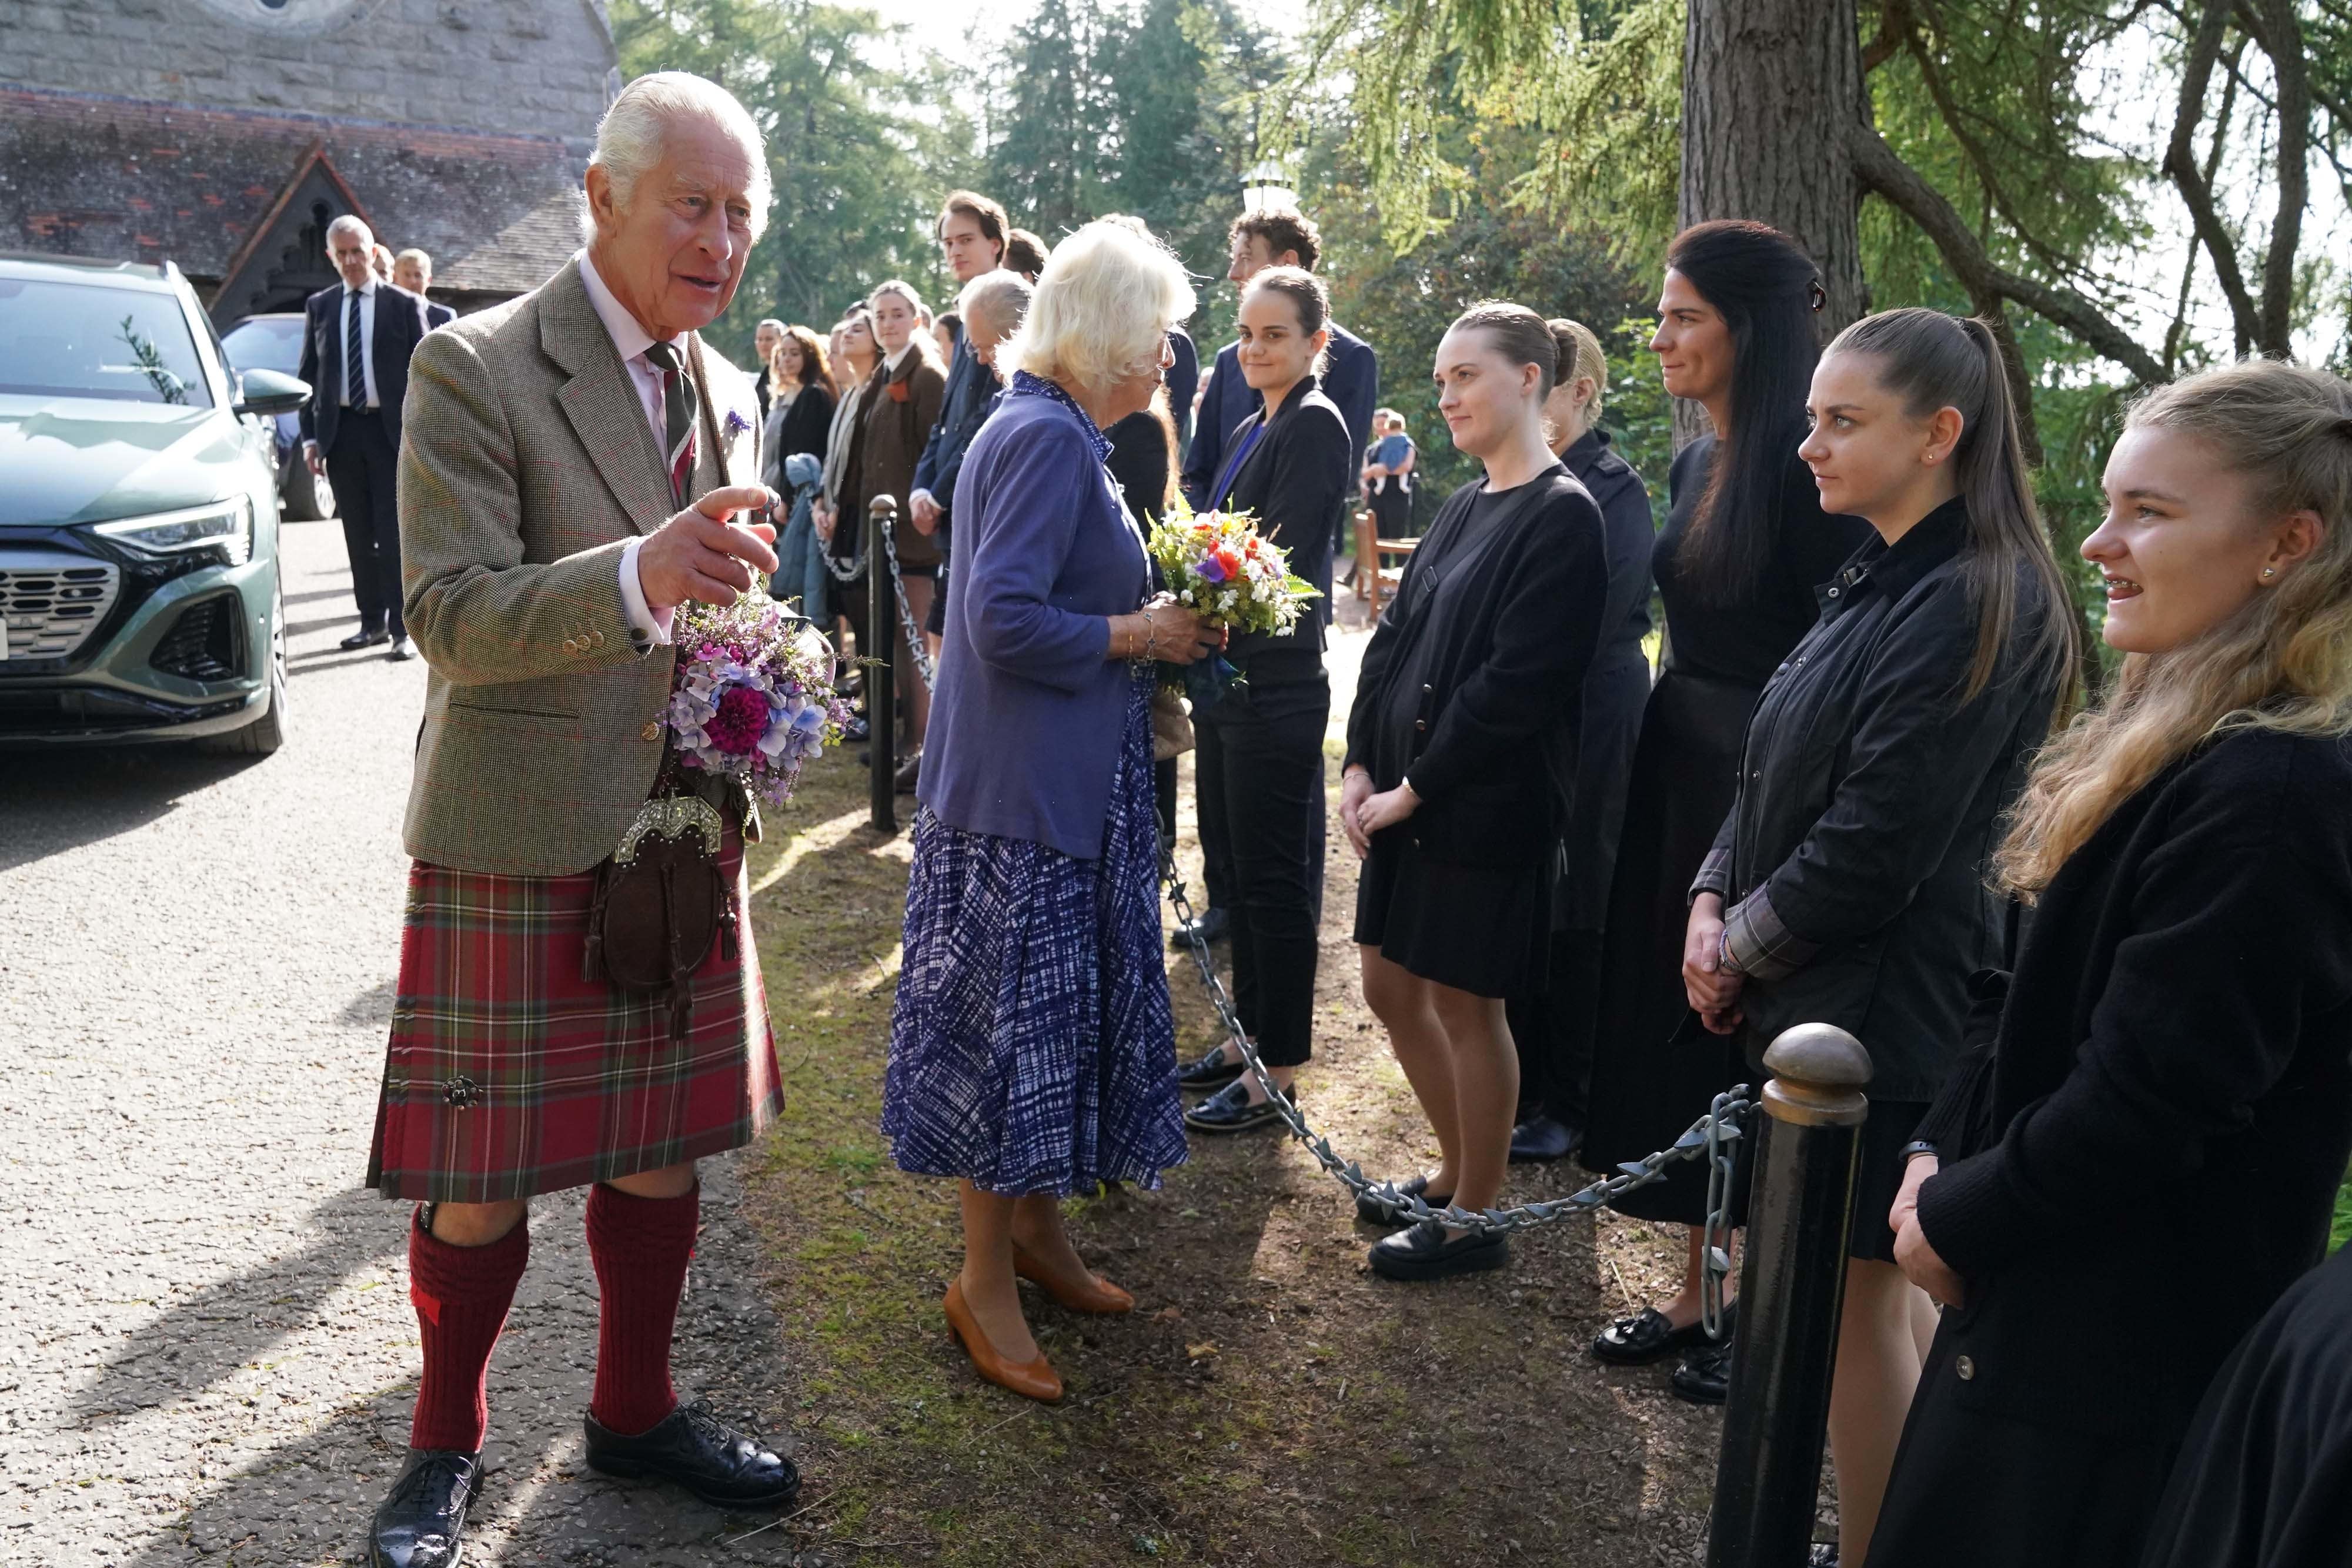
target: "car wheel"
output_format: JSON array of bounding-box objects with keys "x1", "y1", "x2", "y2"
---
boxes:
[
  {"x1": 281, "y1": 458, "x2": 334, "y2": 523},
  {"x1": 207, "y1": 576, "x2": 289, "y2": 756}
]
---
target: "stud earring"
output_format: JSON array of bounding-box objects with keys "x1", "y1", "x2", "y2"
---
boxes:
[{"x1": 2263, "y1": 567, "x2": 2277, "y2": 579}]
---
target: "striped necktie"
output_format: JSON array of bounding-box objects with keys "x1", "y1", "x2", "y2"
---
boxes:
[
  {"x1": 642, "y1": 340, "x2": 698, "y2": 509},
  {"x1": 344, "y1": 289, "x2": 366, "y2": 408}
]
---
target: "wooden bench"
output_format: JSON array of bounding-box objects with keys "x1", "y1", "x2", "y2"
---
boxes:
[{"x1": 1352, "y1": 506, "x2": 1418, "y2": 617}]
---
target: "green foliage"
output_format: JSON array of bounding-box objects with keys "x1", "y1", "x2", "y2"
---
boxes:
[{"x1": 2335, "y1": 1160, "x2": 2351, "y2": 1254}]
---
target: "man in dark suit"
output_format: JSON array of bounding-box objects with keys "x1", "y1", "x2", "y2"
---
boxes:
[
  {"x1": 301, "y1": 215, "x2": 430, "y2": 658},
  {"x1": 393, "y1": 249, "x2": 457, "y2": 329}
]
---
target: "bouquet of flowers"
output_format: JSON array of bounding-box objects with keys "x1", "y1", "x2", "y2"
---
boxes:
[
  {"x1": 1144, "y1": 498, "x2": 1321, "y2": 638},
  {"x1": 664, "y1": 585, "x2": 854, "y2": 808}
]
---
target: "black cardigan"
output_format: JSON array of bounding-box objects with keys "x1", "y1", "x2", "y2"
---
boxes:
[
  {"x1": 1213, "y1": 380, "x2": 1352, "y2": 677},
  {"x1": 1345, "y1": 466, "x2": 1608, "y2": 861},
  {"x1": 1556, "y1": 427, "x2": 1655, "y2": 930},
  {"x1": 1912, "y1": 727, "x2": 2352, "y2": 1437}
]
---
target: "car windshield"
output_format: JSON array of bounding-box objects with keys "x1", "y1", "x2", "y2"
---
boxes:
[
  {"x1": 220, "y1": 316, "x2": 306, "y2": 377},
  {"x1": 0, "y1": 276, "x2": 215, "y2": 408}
]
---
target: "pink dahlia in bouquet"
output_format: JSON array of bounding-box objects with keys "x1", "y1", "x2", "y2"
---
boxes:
[{"x1": 664, "y1": 587, "x2": 853, "y2": 807}]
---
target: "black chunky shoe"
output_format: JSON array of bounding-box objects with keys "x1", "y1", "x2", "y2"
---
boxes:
[
  {"x1": 1592, "y1": 1298, "x2": 1736, "y2": 1366},
  {"x1": 583, "y1": 1399, "x2": 800, "y2": 1510},
  {"x1": 1182, "y1": 1078, "x2": 1294, "y2": 1135},
  {"x1": 367, "y1": 1447, "x2": 481, "y2": 1568},
  {"x1": 1367, "y1": 1219, "x2": 1509, "y2": 1282},
  {"x1": 1508, "y1": 1114, "x2": 1579, "y2": 1162},
  {"x1": 1175, "y1": 1044, "x2": 1244, "y2": 1091},
  {"x1": 1168, "y1": 905, "x2": 1231, "y2": 949},
  {"x1": 1352, "y1": 1172, "x2": 1454, "y2": 1227},
  {"x1": 1672, "y1": 1338, "x2": 1732, "y2": 1405}
]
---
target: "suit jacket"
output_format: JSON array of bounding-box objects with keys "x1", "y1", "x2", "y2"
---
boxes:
[
  {"x1": 858, "y1": 347, "x2": 947, "y2": 569},
  {"x1": 397, "y1": 256, "x2": 760, "y2": 876},
  {"x1": 1212, "y1": 382, "x2": 1351, "y2": 677},
  {"x1": 910, "y1": 334, "x2": 993, "y2": 529},
  {"x1": 1182, "y1": 323, "x2": 1377, "y2": 510},
  {"x1": 297, "y1": 280, "x2": 430, "y2": 453},
  {"x1": 425, "y1": 300, "x2": 456, "y2": 330}
]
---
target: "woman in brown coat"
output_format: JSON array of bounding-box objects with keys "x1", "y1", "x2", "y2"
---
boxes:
[{"x1": 861, "y1": 278, "x2": 950, "y2": 780}]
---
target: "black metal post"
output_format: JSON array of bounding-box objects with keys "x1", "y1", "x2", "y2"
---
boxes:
[
  {"x1": 867, "y1": 494, "x2": 897, "y2": 835},
  {"x1": 1707, "y1": 1023, "x2": 1873, "y2": 1568}
]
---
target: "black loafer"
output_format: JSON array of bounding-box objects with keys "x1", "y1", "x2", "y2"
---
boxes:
[
  {"x1": 1672, "y1": 1339, "x2": 1732, "y2": 1405},
  {"x1": 842, "y1": 716, "x2": 871, "y2": 743},
  {"x1": 387, "y1": 635, "x2": 416, "y2": 662},
  {"x1": 1508, "y1": 1114, "x2": 1579, "y2": 1162},
  {"x1": 1809, "y1": 1547, "x2": 1839, "y2": 1567},
  {"x1": 341, "y1": 628, "x2": 389, "y2": 650},
  {"x1": 582, "y1": 1399, "x2": 800, "y2": 1510},
  {"x1": 1183, "y1": 1078, "x2": 1294, "y2": 1134},
  {"x1": 1368, "y1": 1218, "x2": 1509, "y2": 1282},
  {"x1": 366, "y1": 1447, "x2": 480, "y2": 1568},
  {"x1": 1591, "y1": 1299, "x2": 1735, "y2": 1366},
  {"x1": 1175, "y1": 1045, "x2": 1244, "y2": 1091},
  {"x1": 1169, "y1": 906, "x2": 1231, "y2": 949},
  {"x1": 1353, "y1": 1172, "x2": 1454, "y2": 1227}
]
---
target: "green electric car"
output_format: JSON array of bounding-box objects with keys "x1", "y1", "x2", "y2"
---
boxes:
[{"x1": 0, "y1": 253, "x2": 305, "y2": 753}]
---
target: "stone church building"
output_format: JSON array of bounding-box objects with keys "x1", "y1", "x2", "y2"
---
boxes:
[{"x1": 0, "y1": 0, "x2": 620, "y2": 321}]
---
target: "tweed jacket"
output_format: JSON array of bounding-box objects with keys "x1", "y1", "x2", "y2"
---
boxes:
[
  {"x1": 857, "y1": 346, "x2": 947, "y2": 569},
  {"x1": 398, "y1": 256, "x2": 760, "y2": 877}
]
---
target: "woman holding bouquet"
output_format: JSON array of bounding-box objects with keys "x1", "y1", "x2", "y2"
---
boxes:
[
  {"x1": 1178, "y1": 266, "x2": 1356, "y2": 1135},
  {"x1": 1341, "y1": 302, "x2": 1611, "y2": 1281},
  {"x1": 885, "y1": 220, "x2": 1223, "y2": 1404}
]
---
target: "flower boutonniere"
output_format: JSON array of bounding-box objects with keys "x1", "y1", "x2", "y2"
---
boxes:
[
  {"x1": 724, "y1": 407, "x2": 752, "y2": 439},
  {"x1": 887, "y1": 379, "x2": 913, "y2": 404}
]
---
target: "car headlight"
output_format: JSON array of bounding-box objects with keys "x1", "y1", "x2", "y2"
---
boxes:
[{"x1": 92, "y1": 497, "x2": 254, "y2": 566}]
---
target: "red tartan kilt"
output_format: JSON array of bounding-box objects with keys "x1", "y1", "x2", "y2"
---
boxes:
[{"x1": 367, "y1": 825, "x2": 781, "y2": 1203}]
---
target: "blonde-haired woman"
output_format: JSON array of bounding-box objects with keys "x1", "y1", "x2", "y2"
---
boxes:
[
  {"x1": 884, "y1": 219, "x2": 1224, "y2": 1403},
  {"x1": 1867, "y1": 359, "x2": 2352, "y2": 1568}
]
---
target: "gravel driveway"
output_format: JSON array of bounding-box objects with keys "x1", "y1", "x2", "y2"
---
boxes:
[{"x1": 0, "y1": 519, "x2": 803, "y2": 1566}]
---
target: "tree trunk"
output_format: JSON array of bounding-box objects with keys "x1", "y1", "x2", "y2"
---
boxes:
[{"x1": 1680, "y1": 0, "x2": 1867, "y2": 332}]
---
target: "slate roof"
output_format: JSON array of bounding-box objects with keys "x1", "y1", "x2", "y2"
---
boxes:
[{"x1": 0, "y1": 83, "x2": 586, "y2": 299}]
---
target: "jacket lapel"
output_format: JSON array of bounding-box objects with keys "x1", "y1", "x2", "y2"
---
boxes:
[
  {"x1": 685, "y1": 332, "x2": 730, "y2": 494},
  {"x1": 542, "y1": 260, "x2": 672, "y2": 534}
]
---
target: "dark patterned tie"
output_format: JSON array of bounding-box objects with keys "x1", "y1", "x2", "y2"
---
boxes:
[
  {"x1": 641, "y1": 340, "x2": 698, "y2": 509},
  {"x1": 344, "y1": 289, "x2": 366, "y2": 409}
]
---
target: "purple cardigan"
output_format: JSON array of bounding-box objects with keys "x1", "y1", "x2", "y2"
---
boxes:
[{"x1": 917, "y1": 384, "x2": 1148, "y2": 860}]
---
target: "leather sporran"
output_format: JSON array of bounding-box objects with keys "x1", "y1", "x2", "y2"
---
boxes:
[{"x1": 583, "y1": 795, "x2": 738, "y2": 1039}]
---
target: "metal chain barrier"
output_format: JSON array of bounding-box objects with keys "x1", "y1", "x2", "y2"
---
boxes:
[
  {"x1": 1160, "y1": 845, "x2": 1749, "y2": 1240},
  {"x1": 874, "y1": 519, "x2": 938, "y2": 693}
]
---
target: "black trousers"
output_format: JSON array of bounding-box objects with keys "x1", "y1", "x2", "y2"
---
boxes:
[
  {"x1": 1194, "y1": 673, "x2": 1328, "y2": 1068},
  {"x1": 1505, "y1": 927, "x2": 1602, "y2": 1128},
  {"x1": 325, "y1": 410, "x2": 403, "y2": 637}
]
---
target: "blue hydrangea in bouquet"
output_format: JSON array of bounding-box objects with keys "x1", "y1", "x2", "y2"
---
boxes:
[
  {"x1": 1144, "y1": 497, "x2": 1321, "y2": 707},
  {"x1": 664, "y1": 585, "x2": 853, "y2": 808}
]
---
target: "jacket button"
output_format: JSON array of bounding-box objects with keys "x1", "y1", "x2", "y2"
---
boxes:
[
  {"x1": 1827, "y1": 587, "x2": 1842, "y2": 599},
  {"x1": 1955, "y1": 1355, "x2": 1976, "y2": 1381},
  {"x1": 1414, "y1": 718, "x2": 1428, "y2": 732},
  {"x1": 1750, "y1": 769, "x2": 1762, "y2": 781},
  {"x1": 563, "y1": 637, "x2": 580, "y2": 654},
  {"x1": 590, "y1": 629, "x2": 606, "y2": 648},
  {"x1": 641, "y1": 721, "x2": 662, "y2": 742}
]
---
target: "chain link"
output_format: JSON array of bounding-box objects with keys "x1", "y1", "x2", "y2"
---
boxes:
[
  {"x1": 875, "y1": 518, "x2": 938, "y2": 693},
  {"x1": 1160, "y1": 848, "x2": 1748, "y2": 1239}
]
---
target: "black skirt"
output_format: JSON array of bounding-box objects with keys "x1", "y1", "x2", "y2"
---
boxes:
[
  {"x1": 1353, "y1": 828, "x2": 1549, "y2": 999},
  {"x1": 1578, "y1": 670, "x2": 1760, "y2": 1223}
]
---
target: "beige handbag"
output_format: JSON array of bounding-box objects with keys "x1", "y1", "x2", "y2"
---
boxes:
[{"x1": 1150, "y1": 684, "x2": 1194, "y2": 761}]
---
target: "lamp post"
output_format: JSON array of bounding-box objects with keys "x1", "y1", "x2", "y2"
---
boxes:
[{"x1": 1241, "y1": 158, "x2": 1296, "y2": 213}]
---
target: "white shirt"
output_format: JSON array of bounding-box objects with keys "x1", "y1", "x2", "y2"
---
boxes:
[
  {"x1": 577, "y1": 251, "x2": 686, "y2": 646},
  {"x1": 339, "y1": 279, "x2": 380, "y2": 409}
]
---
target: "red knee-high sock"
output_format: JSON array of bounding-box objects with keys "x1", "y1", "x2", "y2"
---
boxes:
[
  {"x1": 407, "y1": 1211, "x2": 530, "y2": 1453},
  {"x1": 584, "y1": 1181, "x2": 699, "y2": 1437}
]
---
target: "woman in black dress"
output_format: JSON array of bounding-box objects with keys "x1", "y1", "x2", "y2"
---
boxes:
[
  {"x1": 1581, "y1": 223, "x2": 1873, "y2": 1366},
  {"x1": 1682, "y1": 309, "x2": 2078, "y2": 1563},
  {"x1": 1342, "y1": 302, "x2": 1609, "y2": 1281},
  {"x1": 1866, "y1": 360, "x2": 2352, "y2": 1568},
  {"x1": 1177, "y1": 268, "x2": 1354, "y2": 1135}
]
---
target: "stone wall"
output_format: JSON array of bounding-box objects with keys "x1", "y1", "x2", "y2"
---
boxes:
[{"x1": 0, "y1": 0, "x2": 617, "y2": 143}]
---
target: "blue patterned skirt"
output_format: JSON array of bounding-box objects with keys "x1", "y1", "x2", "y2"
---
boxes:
[{"x1": 883, "y1": 673, "x2": 1188, "y2": 1195}]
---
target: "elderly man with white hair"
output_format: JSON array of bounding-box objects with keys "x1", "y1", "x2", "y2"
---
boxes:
[
  {"x1": 880, "y1": 220, "x2": 1225, "y2": 1406},
  {"x1": 363, "y1": 72, "x2": 797, "y2": 1567}
]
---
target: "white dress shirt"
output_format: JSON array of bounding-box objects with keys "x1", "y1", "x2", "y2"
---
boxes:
[
  {"x1": 340, "y1": 279, "x2": 380, "y2": 409},
  {"x1": 577, "y1": 251, "x2": 688, "y2": 646}
]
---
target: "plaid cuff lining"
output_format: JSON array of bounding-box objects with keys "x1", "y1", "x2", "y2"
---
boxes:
[
  {"x1": 1721, "y1": 886, "x2": 1819, "y2": 984},
  {"x1": 1689, "y1": 844, "x2": 1733, "y2": 904}
]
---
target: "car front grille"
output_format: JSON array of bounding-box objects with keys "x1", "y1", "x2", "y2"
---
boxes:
[
  {"x1": 150, "y1": 593, "x2": 243, "y2": 681},
  {"x1": 0, "y1": 551, "x2": 121, "y2": 661}
]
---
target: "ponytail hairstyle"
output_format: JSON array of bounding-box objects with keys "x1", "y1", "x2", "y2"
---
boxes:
[
  {"x1": 1665, "y1": 220, "x2": 1825, "y2": 604},
  {"x1": 1449, "y1": 300, "x2": 1559, "y2": 401},
  {"x1": 866, "y1": 279, "x2": 943, "y2": 366},
  {"x1": 1548, "y1": 317, "x2": 1609, "y2": 420},
  {"x1": 1825, "y1": 308, "x2": 2081, "y2": 709},
  {"x1": 1241, "y1": 265, "x2": 1331, "y2": 379},
  {"x1": 1995, "y1": 360, "x2": 2352, "y2": 893}
]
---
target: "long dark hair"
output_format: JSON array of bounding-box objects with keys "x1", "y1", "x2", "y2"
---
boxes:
[
  {"x1": 776, "y1": 322, "x2": 836, "y2": 400},
  {"x1": 1827, "y1": 308, "x2": 2081, "y2": 710},
  {"x1": 1667, "y1": 220, "x2": 1823, "y2": 603}
]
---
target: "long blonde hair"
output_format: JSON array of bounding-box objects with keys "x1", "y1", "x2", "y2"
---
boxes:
[{"x1": 1996, "y1": 360, "x2": 2352, "y2": 894}]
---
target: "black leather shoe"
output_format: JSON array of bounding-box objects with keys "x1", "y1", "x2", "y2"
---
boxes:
[
  {"x1": 1168, "y1": 905, "x2": 1231, "y2": 949},
  {"x1": 366, "y1": 1447, "x2": 480, "y2": 1568},
  {"x1": 583, "y1": 1399, "x2": 800, "y2": 1510},
  {"x1": 1175, "y1": 1045, "x2": 1244, "y2": 1091},
  {"x1": 1368, "y1": 1218, "x2": 1509, "y2": 1282},
  {"x1": 893, "y1": 750, "x2": 922, "y2": 794},
  {"x1": 341, "y1": 628, "x2": 389, "y2": 650},
  {"x1": 1591, "y1": 1299, "x2": 1734, "y2": 1366},
  {"x1": 387, "y1": 636, "x2": 416, "y2": 662},
  {"x1": 1353, "y1": 1172, "x2": 1454, "y2": 1227},
  {"x1": 842, "y1": 715, "x2": 871, "y2": 744},
  {"x1": 1508, "y1": 1114, "x2": 1579, "y2": 1162},
  {"x1": 1183, "y1": 1078, "x2": 1294, "y2": 1135},
  {"x1": 1672, "y1": 1338, "x2": 1732, "y2": 1405},
  {"x1": 1808, "y1": 1546, "x2": 1839, "y2": 1566}
]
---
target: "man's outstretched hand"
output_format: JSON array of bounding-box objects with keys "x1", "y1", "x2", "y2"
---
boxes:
[{"x1": 636, "y1": 485, "x2": 780, "y2": 610}]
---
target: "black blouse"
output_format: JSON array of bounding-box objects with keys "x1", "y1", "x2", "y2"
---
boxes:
[
  {"x1": 1655, "y1": 433, "x2": 1873, "y2": 688},
  {"x1": 774, "y1": 383, "x2": 836, "y2": 467}
]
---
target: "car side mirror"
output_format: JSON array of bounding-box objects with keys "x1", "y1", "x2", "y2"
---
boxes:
[{"x1": 234, "y1": 367, "x2": 310, "y2": 418}]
